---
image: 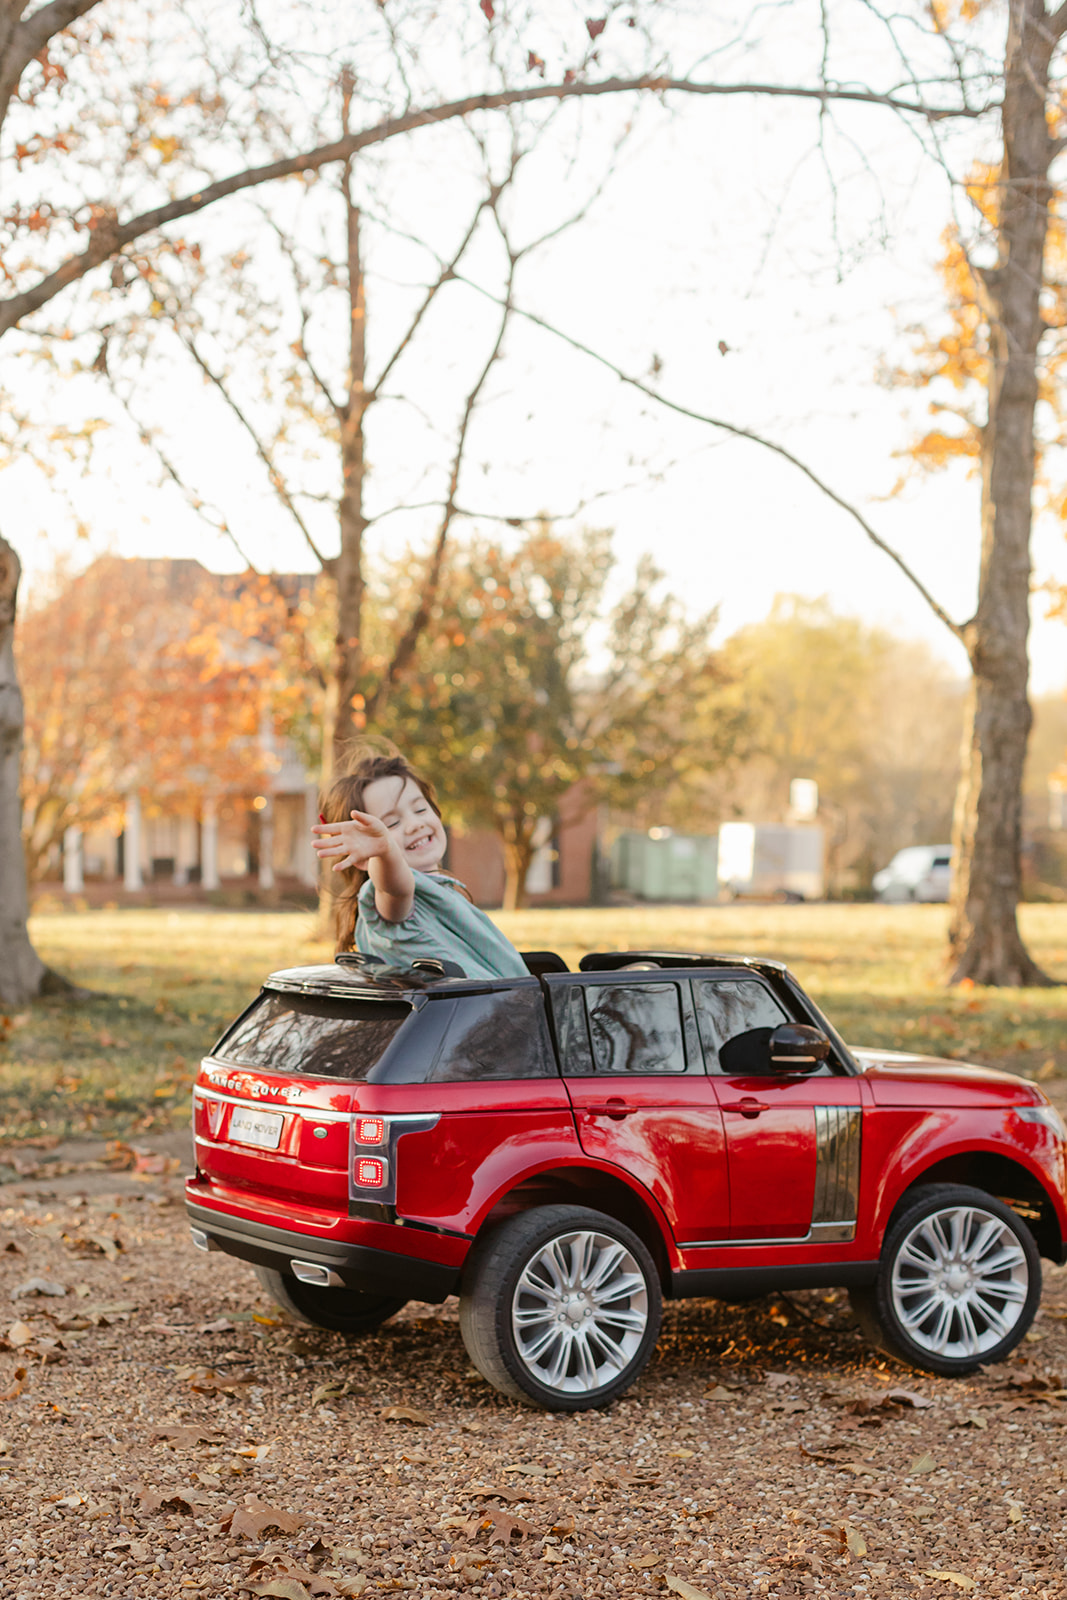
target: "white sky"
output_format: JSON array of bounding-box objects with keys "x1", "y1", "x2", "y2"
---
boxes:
[{"x1": 6, "y1": 3, "x2": 1067, "y2": 693}]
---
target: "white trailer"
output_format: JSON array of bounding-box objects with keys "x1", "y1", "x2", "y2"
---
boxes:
[{"x1": 717, "y1": 822, "x2": 825, "y2": 901}]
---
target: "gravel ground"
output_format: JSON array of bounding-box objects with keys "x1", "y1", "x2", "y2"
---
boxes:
[{"x1": 0, "y1": 1138, "x2": 1066, "y2": 1600}]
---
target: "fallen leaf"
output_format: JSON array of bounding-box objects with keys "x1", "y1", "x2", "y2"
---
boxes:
[
  {"x1": 198, "y1": 1318, "x2": 233, "y2": 1334},
  {"x1": 922, "y1": 1571, "x2": 976, "y2": 1592},
  {"x1": 470, "y1": 1508, "x2": 534, "y2": 1543},
  {"x1": 885, "y1": 1388, "x2": 934, "y2": 1409},
  {"x1": 542, "y1": 1545, "x2": 566, "y2": 1564},
  {"x1": 665, "y1": 1578, "x2": 715, "y2": 1600},
  {"x1": 244, "y1": 1583, "x2": 313, "y2": 1600},
  {"x1": 703, "y1": 1385, "x2": 738, "y2": 1401},
  {"x1": 10, "y1": 1278, "x2": 66, "y2": 1300},
  {"x1": 668, "y1": 1448, "x2": 696, "y2": 1459},
  {"x1": 845, "y1": 1524, "x2": 867, "y2": 1558},
  {"x1": 235, "y1": 1444, "x2": 271, "y2": 1462},
  {"x1": 380, "y1": 1405, "x2": 430, "y2": 1426},
  {"x1": 1007, "y1": 1501, "x2": 1024, "y2": 1523},
  {"x1": 175, "y1": 1366, "x2": 254, "y2": 1394},
  {"x1": 502, "y1": 1461, "x2": 548, "y2": 1477},
  {"x1": 0, "y1": 1367, "x2": 27, "y2": 1399},
  {"x1": 6, "y1": 1322, "x2": 35, "y2": 1348},
  {"x1": 470, "y1": 1485, "x2": 530, "y2": 1504},
  {"x1": 764, "y1": 1372, "x2": 794, "y2": 1389},
  {"x1": 137, "y1": 1486, "x2": 205, "y2": 1515},
  {"x1": 961, "y1": 1413, "x2": 987, "y2": 1430},
  {"x1": 152, "y1": 1426, "x2": 224, "y2": 1448},
  {"x1": 908, "y1": 1451, "x2": 937, "y2": 1474},
  {"x1": 629, "y1": 1554, "x2": 660, "y2": 1569},
  {"x1": 226, "y1": 1495, "x2": 305, "y2": 1538}
]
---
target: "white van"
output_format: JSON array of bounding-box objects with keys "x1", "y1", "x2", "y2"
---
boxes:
[{"x1": 872, "y1": 845, "x2": 954, "y2": 903}]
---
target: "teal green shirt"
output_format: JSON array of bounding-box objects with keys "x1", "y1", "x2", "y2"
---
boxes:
[{"x1": 356, "y1": 870, "x2": 528, "y2": 981}]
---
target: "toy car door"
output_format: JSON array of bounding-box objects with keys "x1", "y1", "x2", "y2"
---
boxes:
[
  {"x1": 692, "y1": 975, "x2": 862, "y2": 1242},
  {"x1": 546, "y1": 974, "x2": 730, "y2": 1244}
]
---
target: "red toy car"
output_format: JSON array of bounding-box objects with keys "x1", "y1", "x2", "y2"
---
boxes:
[{"x1": 185, "y1": 950, "x2": 1067, "y2": 1410}]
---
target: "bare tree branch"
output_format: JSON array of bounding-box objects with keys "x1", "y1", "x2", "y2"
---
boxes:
[
  {"x1": 107, "y1": 369, "x2": 260, "y2": 571},
  {"x1": 0, "y1": 0, "x2": 99, "y2": 133},
  {"x1": 176, "y1": 329, "x2": 334, "y2": 571},
  {"x1": 368, "y1": 204, "x2": 520, "y2": 714},
  {"x1": 447, "y1": 272, "x2": 966, "y2": 642},
  {"x1": 0, "y1": 72, "x2": 994, "y2": 338}
]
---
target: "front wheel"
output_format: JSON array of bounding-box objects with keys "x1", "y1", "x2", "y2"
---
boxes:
[
  {"x1": 459, "y1": 1205, "x2": 662, "y2": 1411},
  {"x1": 849, "y1": 1184, "x2": 1041, "y2": 1376},
  {"x1": 254, "y1": 1265, "x2": 406, "y2": 1336}
]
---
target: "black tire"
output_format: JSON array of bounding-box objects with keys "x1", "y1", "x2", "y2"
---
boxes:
[
  {"x1": 459, "y1": 1205, "x2": 662, "y2": 1411},
  {"x1": 254, "y1": 1265, "x2": 406, "y2": 1336},
  {"x1": 849, "y1": 1183, "x2": 1041, "y2": 1376}
]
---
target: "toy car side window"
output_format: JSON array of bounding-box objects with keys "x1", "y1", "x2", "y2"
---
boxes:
[
  {"x1": 692, "y1": 978, "x2": 794, "y2": 1075},
  {"x1": 584, "y1": 983, "x2": 687, "y2": 1075},
  {"x1": 427, "y1": 988, "x2": 556, "y2": 1082}
]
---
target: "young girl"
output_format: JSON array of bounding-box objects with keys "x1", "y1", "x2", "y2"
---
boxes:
[{"x1": 311, "y1": 752, "x2": 529, "y2": 981}]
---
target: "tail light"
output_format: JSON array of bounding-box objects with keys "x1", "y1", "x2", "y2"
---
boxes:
[
  {"x1": 347, "y1": 1111, "x2": 439, "y2": 1211},
  {"x1": 355, "y1": 1156, "x2": 387, "y2": 1188}
]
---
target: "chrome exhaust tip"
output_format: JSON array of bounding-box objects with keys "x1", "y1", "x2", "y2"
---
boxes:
[{"x1": 290, "y1": 1259, "x2": 343, "y2": 1288}]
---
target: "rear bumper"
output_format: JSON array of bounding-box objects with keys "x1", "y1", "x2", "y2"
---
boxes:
[{"x1": 186, "y1": 1201, "x2": 460, "y2": 1302}]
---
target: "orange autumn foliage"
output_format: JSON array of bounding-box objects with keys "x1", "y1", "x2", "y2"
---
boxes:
[{"x1": 17, "y1": 557, "x2": 294, "y2": 880}]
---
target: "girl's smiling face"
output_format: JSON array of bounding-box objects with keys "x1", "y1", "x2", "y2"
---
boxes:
[{"x1": 361, "y1": 774, "x2": 447, "y2": 873}]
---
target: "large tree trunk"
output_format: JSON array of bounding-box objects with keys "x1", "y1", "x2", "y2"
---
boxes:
[
  {"x1": 501, "y1": 822, "x2": 536, "y2": 913},
  {"x1": 0, "y1": 535, "x2": 46, "y2": 1006},
  {"x1": 948, "y1": 0, "x2": 1055, "y2": 986}
]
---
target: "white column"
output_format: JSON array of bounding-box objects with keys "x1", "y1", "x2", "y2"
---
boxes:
[
  {"x1": 297, "y1": 786, "x2": 319, "y2": 887},
  {"x1": 201, "y1": 798, "x2": 219, "y2": 891},
  {"x1": 258, "y1": 797, "x2": 275, "y2": 891},
  {"x1": 123, "y1": 794, "x2": 143, "y2": 891},
  {"x1": 63, "y1": 827, "x2": 84, "y2": 893}
]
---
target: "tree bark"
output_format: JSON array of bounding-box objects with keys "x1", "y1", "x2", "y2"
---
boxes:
[
  {"x1": 501, "y1": 823, "x2": 536, "y2": 912},
  {"x1": 330, "y1": 156, "x2": 368, "y2": 778},
  {"x1": 948, "y1": 0, "x2": 1055, "y2": 985},
  {"x1": 0, "y1": 534, "x2": 47, "y2": 1006}
]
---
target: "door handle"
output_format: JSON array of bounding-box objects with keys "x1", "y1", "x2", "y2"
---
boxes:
[
  {"x1": 721, "y1": 1097, "x2": 768, "y2": 1118},
  {"x1": 586, "y1": 1098, "x2": 633, "y2": 1120}
]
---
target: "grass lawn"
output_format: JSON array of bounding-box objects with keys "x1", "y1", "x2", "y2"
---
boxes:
[{"x1": 3, "y1": 903, "x2": 1066, "y2": 1145}]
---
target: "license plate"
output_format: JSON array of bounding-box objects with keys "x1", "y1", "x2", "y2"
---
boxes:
[{"x1": 228, "y1": 1106, "x2": 284, "y2": 1151}]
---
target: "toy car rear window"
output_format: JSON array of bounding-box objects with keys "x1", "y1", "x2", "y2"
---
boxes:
[{"x1": 215, "y1": 992, "x2": 412, "y2": 1080}]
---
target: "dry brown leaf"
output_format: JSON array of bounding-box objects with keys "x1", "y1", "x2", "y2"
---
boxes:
[
  {"x1": 703, "y1": 1385, "x2": 738, "y2": 1401},
  {"x1": 922, "y1": 1571, "x2": 976, "y2": 1591},
  {"x1": 152, "y1": 1425, "x2": 226, "y2": 1448},
  {"x1": 471, "y1": 1485, "x2": 530, "y2": 1504},
  {"x1": 471, "y1": 1507, "x2": 534, "y2": 1544},
  {"x1": 244, "y1": 1583, "x2": 313, "y2": 1600},
  {"x1": 236, "y1": 1444, "x2": 271, "y2": 1462},
  {"x1": 886, "y1": 1387, "x2": 934, "y2": 1409},
  {"x1": 1007, "y1": 1501, "x2": 1024, "y2": 1523},
  {"x1": 0, "y1": 1367, "x2": 27, "y2": 1400},
  {"x1": 175, "y1": 1365, "x2": 254, "y2": 1394},
  {"x1": 907, "y1": 1450, "x2": 937, "y2": 1474},
  {"x1": 845, "y1": 1524, "x2": 867, "y2": 1558},
  {"x1": 664, "y1": 1577, "x2": 715, "y2": 1600},
  {"x1": 380, "y1": 1404, "x2": 430, "y2": 1426},
  {"x1": 668, "y1": 1447, "x2": 696, "y2": 1459},
  {"x1": 502, "y1": 1461, "x2": 549, "y2": 1477},
  {"x1": 7, "y1": 1321, "x2": 35, "y2": 1348},
  {"x1": 10, "y1": 1277, "x2": 65, "y2": 1299},
  {"x1": 137, "y1": 1485, "x2": 205, "y2": 1515},
  {"x1": 227, "y1": 1496, "x2": 305, "y2": 1538},
  {"x1": 961, "y1": 1413, "x2": 988, "y2": 1430},
  {"x1": 629, "y1": 1553, "x2": 660, "y2": 1569},
  {"x1": 542, "y1": 1546, "x2": 566, "y2": 1564}
]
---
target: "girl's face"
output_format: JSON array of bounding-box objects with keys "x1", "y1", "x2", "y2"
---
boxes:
[{"x1": 361, "y1": 774, "x2": 447, "y2": 873}]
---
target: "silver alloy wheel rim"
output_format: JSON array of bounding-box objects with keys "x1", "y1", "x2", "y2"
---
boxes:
[
  {"x1": 511, "y1": 1229, "x2": 649, "y2": 1394},
  {"x1": 890, "y1": 1203, "x2": 1029, "y2": 1360}
]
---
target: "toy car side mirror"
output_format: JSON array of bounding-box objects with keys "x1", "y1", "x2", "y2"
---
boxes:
[{"x1": 768, "y1": 1022, "x2": 831, "y2": 1073}]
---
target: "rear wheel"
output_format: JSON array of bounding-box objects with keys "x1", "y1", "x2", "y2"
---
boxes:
[
  {"x1": 254, "y1": 1265, "x2": 406, "y2": 1336},
  {"x1": 849, "y1": 1184, "x2": 1040, "y2": 1375},
  {"x1": 459, "y1": 1205, "x2": 662, "y2": 1411}
]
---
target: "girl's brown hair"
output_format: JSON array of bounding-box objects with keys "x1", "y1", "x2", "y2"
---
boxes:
[{"x1": 320, "y1": 751, "x2": 443, "y2": 953}]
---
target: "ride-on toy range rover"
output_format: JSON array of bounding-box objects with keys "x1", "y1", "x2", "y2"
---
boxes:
[{"x1": 186, "y1": 949, "x2": 1067, "y2": 1410}]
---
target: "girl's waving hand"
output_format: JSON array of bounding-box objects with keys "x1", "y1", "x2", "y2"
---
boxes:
[{"x1": 312, "y1": 810, "x2": 393, "y2": 873}]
